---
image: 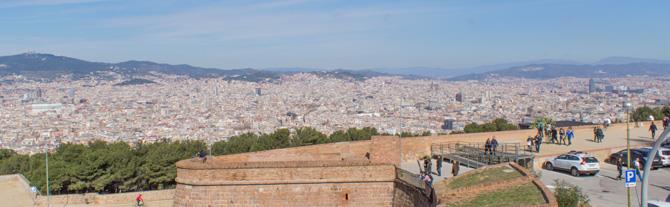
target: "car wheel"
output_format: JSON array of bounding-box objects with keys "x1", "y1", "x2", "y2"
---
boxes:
[
  {"x1": 571, "y1": 167, "x2": 579, "y2": 177},
  {"x1": 546, "y1": 163, "x2": 554, "y2": 171}
]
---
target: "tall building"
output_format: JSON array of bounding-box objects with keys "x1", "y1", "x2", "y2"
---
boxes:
[
  {"x1": 442, "y1": 118, "x2": 455, "y2": 130},
  {"x1": 588, "y1": 78, "x2": 596, "y2": 94},
  {"x1": 455, "y1": 91, "x2": 465, "y2": 102}
]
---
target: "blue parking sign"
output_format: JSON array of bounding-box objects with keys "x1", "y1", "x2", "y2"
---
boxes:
[{"x1": 625, "y1": 169, "x2": 636, "y2": 188}]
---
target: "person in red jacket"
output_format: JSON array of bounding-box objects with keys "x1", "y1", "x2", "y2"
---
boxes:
[{"x1": 136, "y1": 193, "x2": 144, "y2": 206}]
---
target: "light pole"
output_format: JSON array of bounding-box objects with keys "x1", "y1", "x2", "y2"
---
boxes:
[
  {"x1": 45, "y1": 141, "x2": 50, "y2": 207},
  {"x1": 624, "y1": 101, "x2": 632, "y2": 207}
]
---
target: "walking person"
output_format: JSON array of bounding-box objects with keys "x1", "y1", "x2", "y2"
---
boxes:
[
  {"x1": 635, "y1": 157, "x2": 644, "y2": 180},
  {"x1": 551, "y1": 127, "x2": 558, "y2": 144},
  {"x1": 663, "y1": 116, "x2": 669, "y2": 129},
  {"x1": 197, "y1": 149, "x2": 207, "y2": 163},
  {"x1": 593, "y1": 126, "x2": 598, "y2": 142},
  {"x1": 452, "y1": 160, "x2": 460, "y2": 176},
  {"x1": 485, "y1": 138, "x2": 492, "y2": 155},
  {"x1": 596, "y1": 127, "x2": 605, "y2": 143},
  {"x1": 616, "y1": 157, "x2": 623, "y2": 180},
  {"x1": 566, "y1": 127, "x2": 574, "y2": 146},
  {"x1": 527, "y1": 136, "x2": 533, "y2": 152},
  {"x1": 559, "y1": 128, "x2": 566, "y2": 145},
  {"x1": 650, "y1": 122, "x2": 658, "y2": 139},
  {"x1": 535, "y1": 135, "x2": 543, "y2": 153},
  {"x1": 491, "y1": 137, "x2": 499, "y2": 156},
  {"x1": 423, "y1": 156, "x2": 432, "y2": 175},
  {"x1": 136, "y1": 193, "x2": 144, "y2": 207}
]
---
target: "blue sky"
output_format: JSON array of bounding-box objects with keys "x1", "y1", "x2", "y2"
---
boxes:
[{"x1": 1, "y1": 0, "x2": 669, "y2": 69}]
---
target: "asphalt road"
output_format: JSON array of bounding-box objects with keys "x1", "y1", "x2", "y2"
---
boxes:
[{"x1": 539, "y1": 162, "x2": 670, "y2": 207}]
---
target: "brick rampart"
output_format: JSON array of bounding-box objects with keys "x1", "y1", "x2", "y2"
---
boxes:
[{"x1": 34, "y1": 189, "x2": 175, "y2": 207}]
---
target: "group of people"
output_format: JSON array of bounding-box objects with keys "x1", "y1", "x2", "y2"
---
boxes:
[
  {"x1": 526, "y1": 126, "x2": 576, "y2": 153},
  {"x1": 593, "y1": 126, "x2": 605, "y2": 143},
  {"x1": 420, "y1": 156, "x2": 460, "y2": 187},
  {"x1": 484, "y1": 137, "x2": 499, "y2": 155}
]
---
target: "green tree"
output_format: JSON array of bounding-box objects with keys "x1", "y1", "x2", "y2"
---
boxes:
[
  {"x1": 329, "y1": 130, "x2": 349, "y2": 142},
  {"x1": 292, "y1": 127, "x2": 328, "y2": 146},
  {"x1": 631, "y1": 106, "x2": 662, "y2": 121}
]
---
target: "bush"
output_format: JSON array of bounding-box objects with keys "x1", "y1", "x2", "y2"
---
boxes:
[
  {"x1": 464, "y1": 118, "x2": 518, "y2": 133},
  {"x1": 553, "y1": 180, "x2": 590, "y2": 207}
]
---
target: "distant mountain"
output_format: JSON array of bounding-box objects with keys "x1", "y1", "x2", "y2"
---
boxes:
[
  {"x1": 0, "y1": 53, "x2": 392, "y2": 82},
  {"x1": 365, "y1": 59, "x2": 582, "y2": 78},
  {"x1": 594, "y1": 56, "x2": 670, "y2": 65},
  {"x1": 262, "y1": 67, "x2": 322, "y2": 72},
  {"x1": 449, "y1": 62, "x2": 670, "y2": 80}
]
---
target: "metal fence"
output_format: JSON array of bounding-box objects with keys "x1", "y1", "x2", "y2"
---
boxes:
[{"x1": 431, "y1": 142, "x2": 534, "y2": 169}]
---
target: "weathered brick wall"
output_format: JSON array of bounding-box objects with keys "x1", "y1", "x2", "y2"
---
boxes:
[
  {"x1": 175, "y1": 163, "x2": 397, "y2": 207},
  {"x1": 34, "y1": 189, "x2": 174, "y2": 207},
  {"x1": 175, "y1": 182, "x2": 395, "y2": 207},
  {"x1": 371, "y1": 136, "x2": 402, "y2": 166},
  {"x1": 392, "y1": 180, "x2": 433, "y2": 207}
]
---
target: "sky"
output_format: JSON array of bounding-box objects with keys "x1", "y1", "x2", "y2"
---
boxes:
[{"x1": 1, "y1": 0, "x2": 669, "y2": 69}]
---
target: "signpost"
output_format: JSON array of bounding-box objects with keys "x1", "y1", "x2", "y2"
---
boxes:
[{"x1": 625, "y1": 169, "x2": 636, "y2": 188}]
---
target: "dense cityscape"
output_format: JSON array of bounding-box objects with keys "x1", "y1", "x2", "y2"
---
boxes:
[{"x1": 1, "y1": 73, "x2": 668, "y2": 154}]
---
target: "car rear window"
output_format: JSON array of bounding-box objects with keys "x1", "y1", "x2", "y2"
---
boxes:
[
  {"x1": 663, "y1": 151, "x2": 670, "y2": 156},
  {"x1": 583, "y1": 157, "x2": 598, "y2": 163}
]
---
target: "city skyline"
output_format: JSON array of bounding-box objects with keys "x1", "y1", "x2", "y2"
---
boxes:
[{"x1": 2, "y1": 0, "x2": 670, "y2": 69}]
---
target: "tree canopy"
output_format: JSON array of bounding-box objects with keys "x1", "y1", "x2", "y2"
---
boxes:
[
  {"x1": 464, "y1": 118, "x2": 519, "y2": 133},
  {"x1": 630, "y1": 106, "x2": 669, "y2": 122}
]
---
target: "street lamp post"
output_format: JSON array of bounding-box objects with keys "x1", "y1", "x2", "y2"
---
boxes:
[
  {"x1": 45, "y1": 142, "x2": 50, "y2": 207},
  {"x1": 624, "y1": 102, "x2": 632, "y2": 207}
]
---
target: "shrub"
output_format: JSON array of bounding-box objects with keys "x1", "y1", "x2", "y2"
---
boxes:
[{"x1": 553, "y1": 180, "x2": 590, "y2": 207}]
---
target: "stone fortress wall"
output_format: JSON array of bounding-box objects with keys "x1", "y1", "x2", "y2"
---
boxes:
[
  {"x1": 174, "y1": 136, "x2": 426, "y2": 207},
  {"x1": 175, "y1": 122, "x2": 648, "y2": 206}
]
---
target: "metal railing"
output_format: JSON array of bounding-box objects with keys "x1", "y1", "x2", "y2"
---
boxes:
[{"x1": 431, "y1": 142, "x2": 534, "y2": 169}]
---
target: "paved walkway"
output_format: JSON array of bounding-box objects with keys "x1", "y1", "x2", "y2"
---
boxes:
[
  {"x1": 0, "y1": 176, "x2": 34, "y2": 207},
  {"x1": 530, "y1": 124, "x2": 660, "y2": 157}
]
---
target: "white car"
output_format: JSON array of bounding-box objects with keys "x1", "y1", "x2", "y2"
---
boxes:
[
  {"x1": 648, "y1": 200, "x2": 670, "y2": 207},
  {"x1": 643, "y1": 147, "x2": 670, "y2": 167},
  {"x1": 545, "y1": 151, "x2": 600, "y2": 176}
]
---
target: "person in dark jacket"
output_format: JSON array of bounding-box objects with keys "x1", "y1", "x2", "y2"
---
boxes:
[
  {"x1": 596, "y1": 127, "x2": 605, "y2": 143},
  {"x1": 616, "y1": 157, "x2": 623, "y2": 180},
  {"x1": 551, "y1": 127, "x2": 558, "y2": 144},
  {"x1": 198, "y1": 149, "x2": 207, "y2": 163},
  {"x1": 650, "y1": 122, "x2": 658, "y2": 139},
  {"x1": 559, "y1": 128, "x2": 566, "y2": 145},
  {"x1": 491, "y1": 137, "x2": 499, "y2": 155},
  {"x1": 423, "y1": 157, "x2": 432, "y2": 175},
  {"x1": 485, "y1": 138, "x2": 492, "y2": 155}
]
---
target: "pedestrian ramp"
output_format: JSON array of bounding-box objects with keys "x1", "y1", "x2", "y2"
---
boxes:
[{"x1": 431, "y1": 142, "x2": 535, "y2": 169}]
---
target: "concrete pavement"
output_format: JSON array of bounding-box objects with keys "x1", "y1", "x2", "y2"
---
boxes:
[{"x1": 539, "y1": 163, "x2": 670, "y2": 207}]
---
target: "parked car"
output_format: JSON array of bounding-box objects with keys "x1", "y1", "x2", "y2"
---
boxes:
[
  {"x1": 545, "y1": 151, "x2": 600, "y2": 176},
  {"x1": 642, "y1": 147, "x2": 670, "y2": 167},
  {"x1": 648, "y1": 200, "x2": 670, "y2": 207},
  {"x1": 608, "y1": 149, "x2": 663, "y2": 169}
]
